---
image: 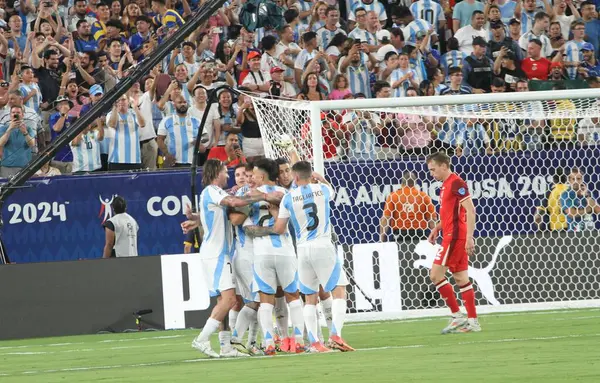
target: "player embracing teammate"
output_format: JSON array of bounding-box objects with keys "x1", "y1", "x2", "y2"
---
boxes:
[{"x1": 426, "y1": 152, "x2": 481, "y2": 333}]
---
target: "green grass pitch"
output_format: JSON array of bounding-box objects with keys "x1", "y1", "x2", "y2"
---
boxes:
[{"x1": 1, "y1": 308, "x2": 599, "y2": 382}]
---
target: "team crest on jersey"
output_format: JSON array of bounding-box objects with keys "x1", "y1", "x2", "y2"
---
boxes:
[{"x1": 458, "y1": 187, "x2": 466, "y2": 196}]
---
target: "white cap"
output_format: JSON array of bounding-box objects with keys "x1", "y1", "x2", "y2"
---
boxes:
[{"x1": 376, "y1": 29, "x2": 391, "y2": 42}]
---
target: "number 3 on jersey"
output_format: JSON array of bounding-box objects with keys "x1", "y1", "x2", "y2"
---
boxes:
[{"x1": 303, "y1": 202, "x2": 319, "y2": 231}]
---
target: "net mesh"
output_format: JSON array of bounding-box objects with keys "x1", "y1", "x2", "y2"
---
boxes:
[{"x1": 252, "y1": 94, "x2": 600, "y2": 317}]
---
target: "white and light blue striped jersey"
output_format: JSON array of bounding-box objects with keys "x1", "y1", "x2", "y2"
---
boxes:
[
  {"x1": 455, "y1": 122, "x2": 491, "y2": 156},
  {"x1": 105, "y1": 110, "x2": 142, "y2": 164},
  {"x1": 348, "y1": 0, "x2": 387, "y2": 22},
  {"x1": 410, "y1": 0, "x2": 445, "y2": 28},
  {"x1": 440, "y1": 50, "x2": 468, "y2": 78},
  {"x1": 234, "y1": 185, "x2": 253, "y2": 250},
  {"x1": 200, "y1": 185, "x2": 234, "y2": 263},
  {"x1": 518, "y1": 31, "x2": 552, "y2": 58},
  {"x1": 19, "y1": 83, "x2": 42, "y2": 111},
  {"x1": 348, "y1": 27, "x2": 377, "y2": 45},
  {"x1": 402, "y1": 19, "x2": 435, "y2": 47},
  {"x1": 279, "y1": 183, "x2": 335, "y2": 246},
  {"x1": 342, "y1": 111, "x2": 381, "y2": 155},
  {"x1": 410, "y1": 56, "x2": 427, "y2": 84},
  {"x1": 157, "y1": 114, "x2": 201, "y2": 165},
  {"x1": 339, "y1": 59, "x2": 371, "y2": 98},
  {"x1": 437, "y1": 118, "x2": 467, "y2": 146},
  {"x1": 246, "y1": 185, "x2": 294, "y2": 255},
  {"x1": 294, "y1": 48, "x2": 317, "y2": 71},
  {"x1": 100, "y1": 127, "x2": 113, "y2": 155},
  {"x1": 295, "y1": 0, "x2": 312, "y2": 22},
  {"x1": 389, "y1": 68, "x2": 416, "y2": 98},
  {"x1": 174, "y1": 54, "x2": 200, "y2": 78},
  {"x1": 498, "y1": 1, "x2": 517, "y2": 24},
  {"x1": 316, "y1": 27, "x2": 346, "y2": 49},
  {"x1": 564, "y1": 40, "x2": 584, "y2": 80},
  {"x1": 520, "y1": 11, "x2": 536, "y2": 35},
  {"x1": 70, "y1": 130, "x2": 102, "y2": 172},
  {"x1": 311, "y1": 20, "x2": 325, "y2": 32}
]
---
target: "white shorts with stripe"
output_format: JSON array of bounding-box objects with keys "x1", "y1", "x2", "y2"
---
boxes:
[
  {"x1": 199, "y1": 253, "x2": 235, "y2": 298},
  {"x1": 233, "y1": 245, "x2": 259, "y2": 302},
  {"x1": 297, "y1": 238, "x2": 348, "y2": 295},
  {"x1": 252, "y1": 248, "x2": 298, "y2": 295}
]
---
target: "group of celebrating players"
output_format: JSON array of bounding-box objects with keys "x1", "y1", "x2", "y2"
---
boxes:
[{"x1": 181, "y1": 144, "x2": 481, "y2": 358}]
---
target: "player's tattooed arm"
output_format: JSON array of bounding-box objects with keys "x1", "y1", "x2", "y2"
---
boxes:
[{"x1": 243, "y1": 225, "x2": 275, "y2": 237}]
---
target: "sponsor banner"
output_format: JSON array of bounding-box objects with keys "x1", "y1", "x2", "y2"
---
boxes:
[
  {"x1": 342, "y1": 230, "x2": 600, "y2": 313},
  {"x1": 3, "y1": 148, "x2": 600, "y2": 263},
  {"x1": 0, "y1": 254, "x2": 213, "y2": 340}
]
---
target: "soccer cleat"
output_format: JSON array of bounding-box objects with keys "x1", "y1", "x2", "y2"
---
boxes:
[
  {"x1": 328, "y1": 335, "x2": 355, "y2": 352},
  {"x1": 230, "y1": 340, "x2": 252, "y2": 355},
  {"x1": 247, "y1": 343, "x2": 264, "y2": 356},
  {"x1": 280, "y1": 337, "x2": 292, "y2": 352},
  {"x1": 273, "y1": 134, "x2": 294, "y2": 151},
  {"x1": 287, "y1": 338, "x2": 306, "y2": 354},
  {"x1": 192, "y1": 338, "x2": 220, "y2": 358},
  {"x1": 441, "y1": 312, "x2": 468, "y2": 334},
  {"x1": 220, "y1": 348, "x2": 251, "y2": 358},
  {"x1": 457, "y1": 318, "x2": 482, "y2": 333},
  {"x1": 308, "y1": 342, "x2": 331, "y2": 353},
  {"x1": 263, "y1": 345, "x2": 277, "y2": 356}
]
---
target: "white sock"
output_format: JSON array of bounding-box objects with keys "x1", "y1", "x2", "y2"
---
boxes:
[
  {"x1": 248, "y1": 317, "x2": 259, "y2": 346},
  {"x1": 218, "y1": 330, "x2": 232, "y2": 352},
  {"x1": 303, "y1": 304, "x2": 318, "y2": 344},
  {"x1": 233, "y1": 306, "x2": 256, "y2": 341},
  {"x1": 228, "y1": 309, "x2": 239, "y2": 332},
  {"x1": 331, "y1": 298, "x2": 347, "y2": 338},
  {"x1": 288, "y1": 299, "x2": 305, "y2": 344},
  {"x1": 320, "y1": 297, "x2": 333, "y2": 335},
  {"x1": 258, "y1": 303, "x2": 275, "y2": 347},
  {"x1": 197, "y1": 317, "x2": 220, "y2": 342},
  {"x1": 274, "y1": 297, "x2": 289, "y2": 338}
]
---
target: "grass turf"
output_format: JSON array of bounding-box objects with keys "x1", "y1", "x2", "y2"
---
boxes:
[{"x1": 1, "y1": 308, "x2": 599, "y2": 382}]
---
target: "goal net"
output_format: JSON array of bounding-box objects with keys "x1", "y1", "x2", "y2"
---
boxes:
[{"x1": 251, "y1": 89, "x2": 600, "y2": 321}]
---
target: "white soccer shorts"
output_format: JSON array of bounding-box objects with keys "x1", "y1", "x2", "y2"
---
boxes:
[
  {"x1": 297, "y1": 240, "x2": 348, "y2": 295},
  {"x1": 233, "y1": 246, "x2": 259, "y2": 302},
  {"x1": 252, "y1": 251, "x2": 298, "y2": 295},
  {"x1": 199, "y1": 252, "x2": 235, "y2": 298}
]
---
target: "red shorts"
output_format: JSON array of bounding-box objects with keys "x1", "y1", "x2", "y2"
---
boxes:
[{"x1": 434, "y1": 239, "x2": 468, "y2": 273}]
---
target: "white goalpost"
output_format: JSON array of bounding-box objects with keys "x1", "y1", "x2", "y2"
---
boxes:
[{"x1": 251, "y1": 88, "x2": 600, "y2": 322}]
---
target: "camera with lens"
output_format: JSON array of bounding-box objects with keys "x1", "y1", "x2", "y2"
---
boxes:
[{"x1": 269, "y1": 80, "x2": 281, "y2": 98}]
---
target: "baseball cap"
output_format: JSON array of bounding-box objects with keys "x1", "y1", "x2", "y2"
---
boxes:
[
  {"x1": 376, "y1": 29, "x2": 391, "y2": 42},
  {"x1": 551, "y1": 62, "x2": 563, "y2": 69},
  {"x1": 247, "y1": 51, "x2": 261, "y2": 60},
  {"x1": 472, "y1": 36, "x2": 487, "y2": 47},
  {"x1": 508, "y1": 18, "x2": 521, "y2": 25},
  {"x1": 416, "y1": 30, "x2": 427, "y2": 39},
  {"x1": 490, "y1": 20, "x2": 504, "y2": 29},
  {"x1": 581, "y1": 42, "x2": 595, "y2": 51},
  {"x1": 89, "y1": 84, "x2": 104, "y2": 96},
  {"x1": 270, "y1": 66, "x2": 285, "y2": 74}
]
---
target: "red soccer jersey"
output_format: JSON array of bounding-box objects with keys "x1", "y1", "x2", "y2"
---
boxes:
[
  {"x1": 521, "y1": 57, "x2": 551, "y2": 80},
  {"x1": 439, "y1": 173, "x2": 470, "y2": 240}
]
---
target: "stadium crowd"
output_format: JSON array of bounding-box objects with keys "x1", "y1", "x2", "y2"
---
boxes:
[{"x1": 0, "y1": 0, "x2": 599, "y2": 176}]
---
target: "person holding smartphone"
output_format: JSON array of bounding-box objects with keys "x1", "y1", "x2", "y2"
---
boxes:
[{"x1": 0, "y1": 106, "x2": 37, "y2": 178}]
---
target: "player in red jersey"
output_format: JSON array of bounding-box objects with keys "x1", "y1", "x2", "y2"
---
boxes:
[{"x1": 426, "y1": 152, "x2": 481, "y2": 333}]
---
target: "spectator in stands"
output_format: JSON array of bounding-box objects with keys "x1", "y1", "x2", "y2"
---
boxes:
[
  {"x1": 560, "y1": 20, "x2": 586, "y2": 80},
  {"x1": 342, "y1": 101, "x2": 382, "y2": 160},
  {"x1": 494, "y1": 49, "x2": 526, "y2": 90},
  {"x1": 157, "y1": 94, "x2": 201, "y2": 168},
  {"x1": 34, "y1": 159, "x2": 61, "y2": 177},
  {"x1": 348, "y1": 7, "x2": 376, "y2": 46},
  {"x1": 390, "y1": 51, "x2": 419, "y2": 97},
  {"x1": 236, "y1": 91, "x2": 264, "y2": 160},
  {"x1": 242, "y1": 51, "x2": 271, "y2": 93},
  {"x1": 548, "y1": 21, "x2": 566, "y2": 51},
  {"x1": 455, "y1": 11, "x2": 487, "y2": 55},
  {"x1": 581, "y1": 1, "x2": 600, "y2": 54},
  {"x1": 297, "y1": 72, "x2": 326, "y2": 100},
  {"x1": 210, "y1": 89, "x2": 239, "y2": 148},
  {"x1": 490, "y1": 77, "x2": 506, "y2": 93},
  {"x1": 519, "y1": 12, "x2": 552, "y2": 58},
  {"x1": 441, "y1": 66, "x2": 471, "y2": 95},
  {"x1": 455, "y1": 118, "x2": 493, "y2": 157},
  {"x1": 488, "y1": 20, "x2": 522, "y2": 63},
  {"x1": 560, "y1": 167, "x2": 600, "y2": 231},
  {"x1": 516, "y1": 79, "x2": 546, "y2": 151},
  {"x1": 207, "y1": 132, "x2": 246, "y2": 167},
  {"x1": 0, "y1": 105, "x2": 36, "y2": 178},
  {"x1": 33, "y1": 48, "x2": 65, "y2": 151},
  {"x1": 316, "y1": 6, "x2": 346, "y2": 49},
  {"x1": 106, "y1": 94, "x2": 146, "y2": 171},
  {"x1": 339, "y1": 40, "x2": 376, "y2": 98},
  {"x1": 521, "y1": 39, "x2": 551, "y2": 80},
  {"x1": 380, "y1": 170, "x2": 436, "y2": 242},
  {"x1": 440, "y1": 37, "x2": 466, "y2": 79},
  {"x1": 50, "y1": 96, "x2": 76, "y2": 174},
  {"x1": 348, "y1": 0, "x2": 387, "y2": 28},
  {"x1": 548, "y1": 62, "x2": 566, "y2": 82},
  {"x1": 329, "y1": 74, "x2": 352, "y2": 100},
  {"x1": 535, "y1": 168, "x2": 568, "y2": 231},
  {"x1": 462, "y1": 37, "x2": 493, "y2": 93},
  {"x1": 267, "y1": 66, "x2": 296, "y2": 99},
  {"x1": 70, "y1": 123, "x2": 104, "y2": 175},
  {"x1": 294, "y1": 31, "x2": 319, "y2": 85},
  {"x1": 453, "y1": 0, "x2": 484, "y2": 32},
  {"x1": 552, "y1": 0, "x2": 580, "y2": 40},
  {"x1": 508, "y1": 17, "x2": 522, "y2": 42},
  {"x1": 578, "y1": 43, "x2": 600, "y2": 79}
]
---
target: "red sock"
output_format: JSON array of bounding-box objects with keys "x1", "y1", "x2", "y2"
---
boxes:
[
  {"x1": 459, "y1": 282, "x2": 477, "y2": 318},
  {"x1": 435, "y1": 279, "x2": 460, "y2": 314}
]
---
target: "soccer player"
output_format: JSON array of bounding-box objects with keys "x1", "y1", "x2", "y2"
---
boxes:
[
  {"x1": 246, "y1": 161, "x2": 353, "y2": 352},
  {"x1": 182, "y1": 159, "x2": 262, "y2": 358},
  {"x1": 426, "y1": 152, "x2": 481, "y2": 333},
  {"x1": 243, "y1": 158, "x2": 305, "y2": 355}
]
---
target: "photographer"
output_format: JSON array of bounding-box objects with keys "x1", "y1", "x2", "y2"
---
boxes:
[
  {"x1": 207, "y1": 132, "x2": 246, "y2": 167},
  {"x1": 268, "y1": 66, "x2": 295, "y2": 99},
  {"x1": 0, "y1": 105, "x2": 36, "y2": 178}
]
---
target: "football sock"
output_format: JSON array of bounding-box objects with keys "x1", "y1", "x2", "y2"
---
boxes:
[
  {"x1": 197, "y1": 318, "x2": 220, "y2": 343},
  {"x1": 258, "y1": 303, "x2": 275, "y2": 347},
  {"x1": 228, "y1": 309, "x2": 239, "y2": 332},
  {"x1": 288, "y1": 299, "x2": 305, "y2": 344},
  {"x1": 331, "y1": 298, "x2": 347, "y2": 338},
  {"x1": 459, "y1": 282, "x2": 477, "y2": 318},
  {"x1": 303, "y1": 304, "x2": 318, "y2": 344},
  {"x1": 436, "y1": 278, "x2": 460, "y2": 314},
  {"x1": 232, "y1": 305, "x2": 256, "y2": 340},
  {"x1": 218, "y1": 330, "x2": 232, "y2": 352},
  {"x1": 320, "y1": 297, "x2": 333, "y2": 334},
  {"x1": 274, "y1": 297, "x2": 289, "y2": 338}
]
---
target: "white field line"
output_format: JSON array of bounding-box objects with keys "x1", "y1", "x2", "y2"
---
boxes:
[
  {"x1": 0, "y1": 335, "x2": 186, "y2": 351},
  {"x1": 1, "y1": 332, "x2": 598, "y2": 377}
]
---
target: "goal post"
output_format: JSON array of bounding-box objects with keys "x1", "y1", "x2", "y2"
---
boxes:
[{"x1": 252, "y1": 88, "x2": 600, "y2": 321}]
